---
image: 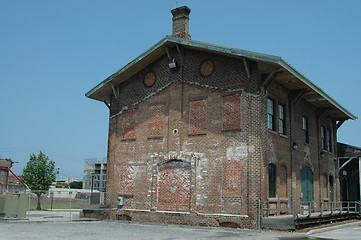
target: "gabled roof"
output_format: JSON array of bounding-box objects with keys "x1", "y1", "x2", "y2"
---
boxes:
[{"x1": 86, "y1": 35, "x2": 356, "y2": 120}]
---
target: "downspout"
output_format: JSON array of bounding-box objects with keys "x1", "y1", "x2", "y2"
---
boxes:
[
  {"x1": 288, "y1": 97, "x2": 294, "y2": 203},
  {"x1": 359, "y1": 157, "x2": 361, "y2": 202}
]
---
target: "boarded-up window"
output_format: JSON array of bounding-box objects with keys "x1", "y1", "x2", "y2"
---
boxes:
[
  {"x1": 158, "y1": 160, "x2": 191, "y2": 212},
  {"x1": 122, "y1": 109, "x2": 136, "y2": 139},
  {"x1": 189, "y1": 99, "x2": 206, "y2": 134},
  {"x1": 149, "y1": 105, "x2": 164, "y2": 136},
  {"x1": 222, "y1": 94, "x2": 241, "y2": 130},
  {"x1": 119, "y1": 165, "x2": 134, "y2": 194},
  {"x1": 222, "y1": 160, "x2": 242, "y2": 196}
]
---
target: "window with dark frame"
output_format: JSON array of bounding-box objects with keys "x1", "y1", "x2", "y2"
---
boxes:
[
  {"x1": 268, "y1": 163, "x2": 276, "y2": 198},
  {"x1": 279, "y1": 104, "x2": 285, "y2": 135},
  {"x1": 321, "y1": 126, "x2": 326, "y2": 150},
  {"x1": 303, "y1": 116, "x2": 309, "y2": 143},
  {"x1": 267, "y1": 98, "x2": 275, "y2": 131},
  {"x1": 327, "y1": 129, "x2": 332, "y2": 152}
]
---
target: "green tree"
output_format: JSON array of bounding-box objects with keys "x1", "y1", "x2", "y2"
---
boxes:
[
  {"x1": 69, "y1": 181, "x2": 83, "y2": 189},
  {"x1": 22, "y1": 151, "x2": 59, "y2": 210},
  {"x1": 55, "y1": 182, "x2": 69, "y2": 188}
]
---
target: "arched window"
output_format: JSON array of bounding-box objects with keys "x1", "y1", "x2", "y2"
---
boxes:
[{"x1": 268, "y1": 164, "x2": 276, "y2": 198}]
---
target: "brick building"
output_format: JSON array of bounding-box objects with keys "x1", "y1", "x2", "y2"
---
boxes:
[
  {"x1": 86, "y1": 6, "x2": 356, "y2": 228},
  {"x1": 0, "y1": 158, "x2": 27, "y2": 194},
  {"x1": 337, "y1": 143, "x2": 361, "y2": 202},
  {"x1": 0, "y1": 159, "x2": 13, "y2": 193}
]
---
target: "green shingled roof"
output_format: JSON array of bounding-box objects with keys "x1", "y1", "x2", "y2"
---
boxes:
[
  {"x1": 85, "y1": 35, "x2": 283, "y2": 98},
  {"x1": 86, "y1": 35, "x2": 356, "y2": 120}
]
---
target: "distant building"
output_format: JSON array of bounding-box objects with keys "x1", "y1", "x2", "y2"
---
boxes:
[
  {"x1": 55, "y1": 177, "x2": 81, "y2": 184},
  {"x1": 7, "y1": 176, "x2": 26, "y2": 193},
  {"x1": 83, "y1": 158, "x2": 107, "y2": 192},
  {"x1": 0, "y1": 158, "x2": 27, "y2": 193},
  {"x1": 338, "y1": 142, "x2": 361, "y2": 202},
  {"x1": 0, "y1": 159, "x2": 13, "y2": 193}
]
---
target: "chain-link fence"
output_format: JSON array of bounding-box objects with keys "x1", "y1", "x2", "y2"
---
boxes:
[
  {"x1": 1, "y1": 188, "x2": 116, "y2": 221},
  {"x1": 28, "y1": 189, "x2": 92, "y2": 211}
]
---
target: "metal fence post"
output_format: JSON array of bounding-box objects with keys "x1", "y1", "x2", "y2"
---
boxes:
[
  {"x1": 331, "y1": 202, "x2": 333, "y2": 216},
  {"x1": 28, "y1": 190, "x2": 31, "y2": 216},
  {"x1": 293, "y1": 202, "x2": 296, "y2": 219},
  {"x1": 68, "y1": 186, "x2": 72, "y2": 222},
  {"x1": 308, "y1": 202, "x2": 311, "y2": 217},
  {"x1": 50, "y1": 191, "x2": 54, "y2": 211},
  {"x1": 110, "y1": 189, "x2": 113, "y2": 220},
  {"x1": 257, "y1": 199, "x2": 261, "y2": 231},
  {"x1": 320, "y1": 202, "x2": 323, "y2": 217}
]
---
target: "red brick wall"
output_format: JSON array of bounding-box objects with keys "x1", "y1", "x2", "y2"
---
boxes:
[
  {"x1": 263, "y1": 82, "x2": 340, "y2": 210},
  {"x1": 110, "y1": 80, "x2": 262, "y2": 228}
]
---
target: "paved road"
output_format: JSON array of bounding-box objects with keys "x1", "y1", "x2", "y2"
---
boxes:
[
  {"x1": 308, "y1": 221, "x2": 361, "y2": 240},
  {"x1": 1, "y1": 211, "x2": 360, "y2": 240},
  {"x1": 0, "y1": 221, "x2": 307, "y2": 240}
]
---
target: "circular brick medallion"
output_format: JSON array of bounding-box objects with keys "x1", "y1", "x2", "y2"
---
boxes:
[
  {"x1": 200, "y1": 60, "x2": 214, "y2": 77},
  {"x1": 144, "y1": 72, "x2": 156, "y2": 87}
]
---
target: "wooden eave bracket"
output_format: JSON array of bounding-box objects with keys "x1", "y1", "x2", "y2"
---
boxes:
[
  {"x1": 103, "y1": 100, "x2": 110, "y2": 110},
  {"x1": 165, "y1": 46, "x2": 172, "y2": 61},
  {"x1": 339, "y1": 157, "x2": 356, "y2": 170},
  {"x1": 262, "y1": 69, "x2": 283, "y2": 90},
  {"x1": 289, "y1": 89, "x2": 309, "y2": 105},
  {"x1": 175, "y1": 44, "x2": 184, "y2": 66},
  {"x1": 317, "y1": 108, "x2": 333, "y2": 123},
  {"x1": 243, "y1": 58, "x2": 251, "y2": 80},
  {"x1": 110, "y1": 83, "x2": 119, "y2": 99},
  {"x1": 165, "y1": 45, "x2": 184, "y2": 66},
  {"x1": 335, "y1": 119, "x2": 346, "y2": 129}
]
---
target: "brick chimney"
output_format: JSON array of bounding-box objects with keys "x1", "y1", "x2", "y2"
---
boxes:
[{"x1": 171, "y1": 6, "x2": 191, "y2": 39}]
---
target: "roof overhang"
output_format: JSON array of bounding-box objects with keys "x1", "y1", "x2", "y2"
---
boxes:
[{"x1": 86, "y1": 36, "x2": 356, "y2": 121}]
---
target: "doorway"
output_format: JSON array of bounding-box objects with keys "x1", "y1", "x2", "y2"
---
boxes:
[{"x1": 301, "y1": 167, "x2": 313, "y2": 205}]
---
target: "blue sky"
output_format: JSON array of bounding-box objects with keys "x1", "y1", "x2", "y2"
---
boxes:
[{"x1": 1, "y1": 0, "x2": 360, "y2": 179}]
